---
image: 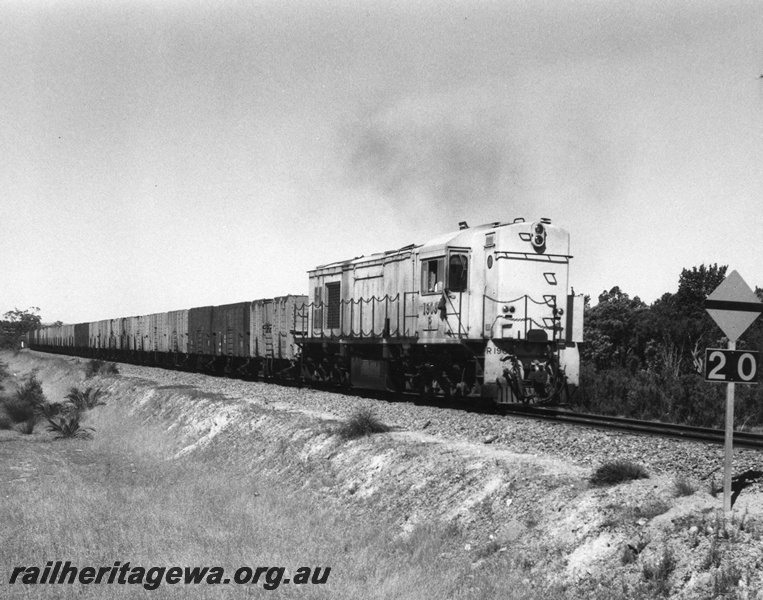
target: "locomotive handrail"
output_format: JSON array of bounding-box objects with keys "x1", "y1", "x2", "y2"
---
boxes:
[
  {"x1": 483, "y1": 294, "x2": 561, "y2": 340},
  {"x1": 294, "y1": 293, "x2": 407, "y2": 340},
  {"x1": 483, "y1": 293, "x2": 558, "y2": 306},
  {"x1": 441, "y1": 291, "x2": 466, "y2": 339},
  {"x1": 493, "y1": 251, "x2": 572, "y2": 262},
  {"x1": 485, "y1": 315, "x2": 554, "y2": 339}
]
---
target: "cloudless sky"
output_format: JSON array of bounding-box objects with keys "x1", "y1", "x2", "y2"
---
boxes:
[{"x1": 1, "y1": 0, "x2": 762, "y2": 323}]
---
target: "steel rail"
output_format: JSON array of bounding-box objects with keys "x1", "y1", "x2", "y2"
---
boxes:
[{"x1": 501, "y1": 405, "x2": 763, "y2": 451}]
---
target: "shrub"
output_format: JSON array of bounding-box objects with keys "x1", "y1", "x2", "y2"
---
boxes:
[
  {"x1": 85, "y1": 360, "x2": 105, "y2": 378},
  {"x1": 336, "y1": 408, "x2": 390, "y2": 440},
  {"x1": 642, "y1": 546, "x2": 675, "y2": 596},
  {"x1": 0, "y1": 408, "x2": 14, "y2": 430},
  {"x1": 673, "y1": 477, "x2": 697, "y2": 497},
  {"x1": 713, "y1": 564, "x2": 742, "y2": 596},
  {"x1": 701, "y1": 537, "x2": 722, "y2": 570},
  {"x1": 36, "y1": 401, "x2": 65, "y2": 420},
  {"x1": 637, "y1": 499, "x2": 670, "y2": 520},
  {"x1": 1, "y1": 397, "x2": 36, "y2": 423},
  {"x1": 65, "y1": 387, "x2": 106, "y2": 411},
  {"x1": 16, "y1": 417, "x2": 36, "y2": 435},
  {"x1": 621, "y1": 545, "x2": 638, "y2": 565},
  {"x1": 2, "y1": 372, "x2": 44, "y2": 423},
  {"x1": 0, "y1": 360, "x2": 9, "y2": 391},
  {"x1": 85, "y1": 360, "x2": 120, "y2": 378},
  {"x1": 474, "y1": 539, "x2": 502, "y2": 560},
  {"x1": 15, "y1": 373, "x2": 46, "y2": 410},
  {"x1": 46, "y1": 414, "x2": 94, "y2": 440},
  {"x1": 590, "y1": 460, "x2": 649, "y2": 486},
  {"x1": 573, "y1": 365, "x2": 754, "y2": 429}
]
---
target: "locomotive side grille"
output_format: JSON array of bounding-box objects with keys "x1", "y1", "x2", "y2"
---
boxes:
[{"x1": 326, "y1": 282, "x2": 341, "y2": 329}]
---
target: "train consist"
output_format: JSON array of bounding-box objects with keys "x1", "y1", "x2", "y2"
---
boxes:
[{"x1": 28, "y1": 218, "x2": 583, "y2": 404}]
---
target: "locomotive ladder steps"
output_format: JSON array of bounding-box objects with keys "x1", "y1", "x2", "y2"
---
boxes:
[
  {"x1": 225, "y1": 328, "x2": 234, "y2": 355},
  {"x1": 264, "y1": 331, "x2": 275, "y2": 358}
]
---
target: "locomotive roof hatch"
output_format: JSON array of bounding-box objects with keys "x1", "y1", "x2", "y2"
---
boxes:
[
  {"x1": 417, "y1": 222, "x2": 498, "y2": 257},
  {"x1": 310, "y1": 242, "x2": 419, "y2": 274}
]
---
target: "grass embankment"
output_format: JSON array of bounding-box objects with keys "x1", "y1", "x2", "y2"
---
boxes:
[
  {"x1": 1, "y1": 410, "x2": 473, "y2": 599},
  {"x1": 11, "y1": 352, "x2": 755, "y2": 600},
  {"x1": 0, "y1": 355, "x2": 555, "y2": 600}
]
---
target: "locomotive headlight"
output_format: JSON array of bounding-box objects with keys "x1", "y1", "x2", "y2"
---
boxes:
[
  {"x1": 502, "y1": 305, "x2": 515, "y2": 314},
  {"x1": 553, "y1": 308, "x2": 564, "y2": 317},
  {"x1": 531, "y1": 222, "x2": 547, "y2": 251}
]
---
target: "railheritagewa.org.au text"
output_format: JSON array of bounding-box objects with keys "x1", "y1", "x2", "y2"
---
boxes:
[{"x1": 8, "y1": 561, "x2": 330, "y2": 591}]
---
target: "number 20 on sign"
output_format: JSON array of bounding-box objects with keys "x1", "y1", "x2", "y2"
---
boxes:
[{"x1": 704, "y1": 349, "x2": 759, "y2": 383}]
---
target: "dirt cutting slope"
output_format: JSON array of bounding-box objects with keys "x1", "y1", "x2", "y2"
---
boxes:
[{"x1": 3, "y1": 351, "x2": 763, "y2": 599}]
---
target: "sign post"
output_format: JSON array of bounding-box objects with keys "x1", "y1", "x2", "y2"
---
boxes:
[
  {"x1": 704, "y1": 271, "x2": 763, "y2": 514},
  {"x1": 724, "y1": 340, "x2": 735, "y2": 515}
]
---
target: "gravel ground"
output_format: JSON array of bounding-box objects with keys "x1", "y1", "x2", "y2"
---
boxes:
[{"x1": 111, "y1": 362, "x2": 763, "y2": 490}]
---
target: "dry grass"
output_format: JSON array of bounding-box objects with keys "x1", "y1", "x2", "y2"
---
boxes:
[
  {"x1": 335, "y1": 408, "x2": 390, "y2": 440},
  {"x1": 713, "y1": 564, "x2": 743, "y2": 596},
  {"x1": 85, "y1": 359, "x2": 119, "y2": 378},
  {"x1": 590, "y1": 460, "x2": 649, "y2": 486},
  {"x1": 0, "y1": 400, "x2": 555, "y2": 600},
  {"x1": 642, "y1": 546, "x2": 676, "y2": 597},
  {"x1": 673, "y1": 477, "x2": 698, "y2": 497}
]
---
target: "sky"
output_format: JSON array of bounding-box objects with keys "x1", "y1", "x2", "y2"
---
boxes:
[{"x1": 1, "y1": 0, "x2": 762, "y2": 323}]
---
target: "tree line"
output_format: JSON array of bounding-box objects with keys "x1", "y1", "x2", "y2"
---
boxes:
[
  {"x1": 578, "y1": 264, "x2": 763, "y2": 428},
  {"x1": 0, "y1": 308, "x2": 42, "y2": 350}
]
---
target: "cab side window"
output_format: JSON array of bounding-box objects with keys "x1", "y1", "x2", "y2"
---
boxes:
[
  {"x1": 448, "y1": 254, "x2": 468, "y2": 292},
  {"x1": 421, "y1": 258, "x2": 444, "y2": 294}
]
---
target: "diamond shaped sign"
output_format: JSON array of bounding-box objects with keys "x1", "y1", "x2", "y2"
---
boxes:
[{"x1": 705, "y1": 270, "x2": 763, "y2": 342}]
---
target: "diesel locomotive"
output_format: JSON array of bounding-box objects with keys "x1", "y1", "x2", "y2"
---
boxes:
[{"x1": 28, "y1": 218, "x2": 583, "y2": 405}]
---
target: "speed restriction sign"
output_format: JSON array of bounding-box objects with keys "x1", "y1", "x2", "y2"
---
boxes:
[{"x1": 704, "y1": 349, "x2": 759, "y2": 383}]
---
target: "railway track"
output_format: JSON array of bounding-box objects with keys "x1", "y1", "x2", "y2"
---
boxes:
[
  {"x1": 501, "y1": 405, "x2": 763, "y2": 451},
  {"x1": 26, "y1": 349, "x2": 763, "y2": 452}
]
